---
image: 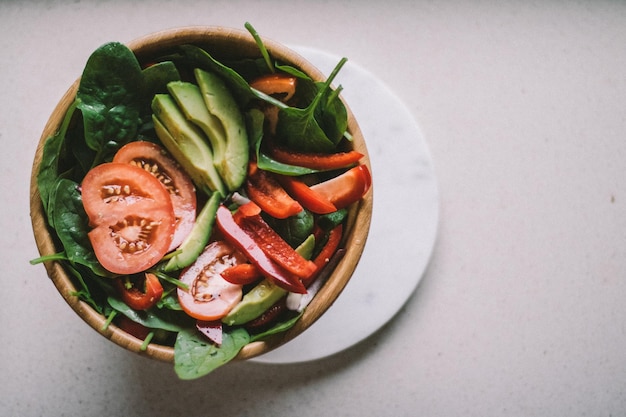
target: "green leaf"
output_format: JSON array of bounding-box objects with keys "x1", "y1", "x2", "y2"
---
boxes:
[
  {"x1": 177, "y1": 44, "x2": 255, "y2": 108},
  {"x1": 255, "y1": 58, "x2": 349, "y2": 153},
  {"x1": 249, "y1": 311, "x2": 304, "y2": 342},
  {"x1": 246, "y1": 108, "x2": 318, "y2": 176},
  {"x1": 107, "y1": 296, "x2": 193, "y2": 332},
  {"x1": 50, "y1": 178, "x2": 109, "y2": 277},
  {"x1": 76, "y1": 42, "x2": 143, "y2": 166},
  {"x1": 37, "y1": 100, "x2": 79, "y2": 217},
  {"x1": 174, "y1": 328, "x2": 250, "y2": 380}
]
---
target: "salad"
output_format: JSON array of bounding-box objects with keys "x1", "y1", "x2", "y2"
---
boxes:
[{"x1": 32, "y1": 23, "x2": 371, "y2": 379}]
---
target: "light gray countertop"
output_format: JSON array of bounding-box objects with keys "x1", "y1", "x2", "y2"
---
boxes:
[{"x1": 2, "y1": 1, "x2": 625, "y2": 416}]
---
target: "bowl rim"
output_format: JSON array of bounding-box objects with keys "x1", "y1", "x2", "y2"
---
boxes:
[{"x1": 29, "y1": 25, "x2": 373, "y2": 363}]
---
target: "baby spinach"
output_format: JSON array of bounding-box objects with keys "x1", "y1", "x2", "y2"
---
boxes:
[
  {"x1": 37, "y1": 100, "x2": 78, "y2": 217},
  {"x1": 107, "y1": 297, "x2": 193, "y2": 332},
  {"x1": 249, "y1": 311, "x2": 304, "y2": 342},
  {"x1": 246, "y1": 108, "x2": 318, "y2": 176},
  {"x1": 174, "y1": 328, "x2": 250, "y2": 380},
  {"x1": 176, "y1": 44, "x2": 256, "y2": 108},
  {"x1": 276, "y1": 58, "x2": 348, "y2": 153},
  {"x1": 76, "y1": 42, "x2": 144, "y2": 168},
  {"x1": 50, "y1": 178, "x2": 109, "y2": 277}
]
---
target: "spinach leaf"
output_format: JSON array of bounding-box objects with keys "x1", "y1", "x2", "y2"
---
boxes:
[
  {"x1": 249, "y1": 311, "x2": 304, "y2": 342},
  {"x1": 274, "y1": 58, "x2": 348, "y2": 153},
  {"x1": 244, "y1": 22, "x2": 310, "y2": 80},
  {"x1": 177, "y1": 44, "x2": 255, "y2": 108},
  {"x1": 141, "y1": 60, "x2": 181, "y2": 122},
  {"x1": 107, "y1": 297, "x2": 193, "y2": 332},
  {"x1": 174, "y1": 328, "x2": 250, "y2": 380},
  {"x1": 76, "y1": 42, "x2": 143, "y2": 167},
  {"x1": 50, "y1": 178, "x2": 109, "y2": 277},
  {"x1": 67, "y1": 263, "x2": 114, "y2": 315},
  {"x1": 37, "y1": 100, "x2": 79, "y2": 216},
  {"x1": 246, "y1": 108, "x2": 318, "y2": 176},
  {"x1": 268, "y1": 209, "x2": 314, "y2": 248}
]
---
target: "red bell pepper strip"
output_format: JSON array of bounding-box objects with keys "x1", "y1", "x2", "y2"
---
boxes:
[
  {"x1": 249, "y1": 74, "x2": 297, "y2": 102},
  {"x1": 310, "y1": 164, "x2": 372, "y2": 210},
  {"x1": 221, "y1": 263, "x2": 263, "y2": 286},
  {"x1": 270, "y1": 147, "x2": 364, "y2": 171},
  {"x1": 215, "y1": 205, "x2": 307, "y2": 294},
  {"x1": 278, "y1": 175, "x2": 337, "y2": 214},
  {"x1": 303, "y1": 224, "x2": 343, "y2": 287},
  {"x1": 116, "y1": 315, "x2": 151, "y2": 340},
  {"x1": 235, "y1": 209, "x2": 317, "y2": 279},
  {"x1": 114, "y1": 272, "x2": 163, "y2": 311},
  {"x1": 246, "y1": 162, "x2": 303, "y2": 219}
]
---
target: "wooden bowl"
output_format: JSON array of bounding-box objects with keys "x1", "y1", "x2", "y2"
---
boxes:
[{"x1": 30, "y1": 26, "x2": 373, "y2": 363}]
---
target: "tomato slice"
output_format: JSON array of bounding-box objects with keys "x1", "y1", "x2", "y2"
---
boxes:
[
  {"x1": 177, "y1": 241, "x2": 247, "y2": 321},
  {"x1": 81, "y1": 162, "x2": 176, "y2": 275},
  {"x1": 309, "y1": 164, "x2": 372, "y2": 210},
  {"x1": 113, "y1": 141, "x2": 196, "y2": 251}
]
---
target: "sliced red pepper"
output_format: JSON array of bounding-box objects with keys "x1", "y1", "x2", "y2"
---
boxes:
[
  {"x1": 234, "y1": 200, "x2": 262, "y2": 220},
  {"x1": 114, "y1": 272, "x2": 163, "y2": 311},
  {"x1": 236, "y1": 210, "x2": 317, "y2": 279},
  {"x1": 303, "y1": 224, "x2": 344, "y2": 287},
  {"x1": 310, "y1": 164, "x2": 372, "y2": 210},
  {"x1": 278, "y1": 175, "x2": 337, "y2": 214},
  {"x1": 246, "y1": 162, "x2": 303, "y2": 219},
  {"x1": 271, "y1": 147, "x2": 364, "y2": 171},
  {"x1": 221, "y1": 263, "x2": 263, "y2": 286},
  {"x1": 215, "y1": 205, "x2": 307, "y2": 294},
  {"x1": 249, "y1": 73, "x2": 297, "y2": 102},
  {"x1": 116, "y1": 315, "x2": 151, "y2": 340}
]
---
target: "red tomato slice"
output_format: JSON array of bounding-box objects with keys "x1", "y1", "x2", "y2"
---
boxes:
[
  {"x1": 113, "y1": 141, "x2": 196, "y2": 251},
  {"x1": 81, "y1": 162, "x2": 176, "y2": 275},
  {"x1": 309, "y1": 164, "x2": 372, "y2": 210},
  {"x1": 177, "y1": 241, "x2": 247, "y2": 321}
]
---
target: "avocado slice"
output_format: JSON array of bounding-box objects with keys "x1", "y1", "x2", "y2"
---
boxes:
[
  {"x1": 221, "y1": 235, "x2": 315, "y2": 326},
  {"x1": 152, "y1": 94, "x2": 226, "y2": 196},
  {"x1": 167, "y1": 81, "x2": 226, "y2": 170},
  {"x1": 164, "y1": 191, "x2": 221, "y2": 272},
  {"x1": 222, "y1": 279, "x2": 287, "y2": 326},
  {"x1": 195, "y1": 68, "x2": 249, "y2": 192}
]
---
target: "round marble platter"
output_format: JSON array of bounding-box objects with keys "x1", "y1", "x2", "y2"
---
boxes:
[{"x1": 250, "y1": 47, "x2": 440, "y2": 364}]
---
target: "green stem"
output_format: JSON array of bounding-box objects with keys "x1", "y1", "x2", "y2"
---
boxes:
[{"x1": 101, "y1": 310, "x2": 118, "y2": 331}]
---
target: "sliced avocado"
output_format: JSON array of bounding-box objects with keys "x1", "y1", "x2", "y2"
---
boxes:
[
  {"x1": 164, "y1": 191, "x2": 221, "y2": 272},
  {"x1": 295, "y1": 234, "x2": 316, "y2": 261},
  {"x1": 221, "y1": 236, "x2": 314, "y2": 326},
  {"x1": 167, "y1": 81, "x2": 226, "y2": 167},
  {"x1": 195, "y1": 68, "x2": 249, "y2": 192},
  {"x1": 222, "y1": 279, "x2": 287, "y2": 326},
  {"x1": 152, "y1": 94, "x2": 226, "y2": 196}
]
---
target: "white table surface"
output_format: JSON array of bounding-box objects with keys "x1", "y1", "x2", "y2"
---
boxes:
[{"x1": 3, "y1": 1, "x2": 626, "y2": 416}]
